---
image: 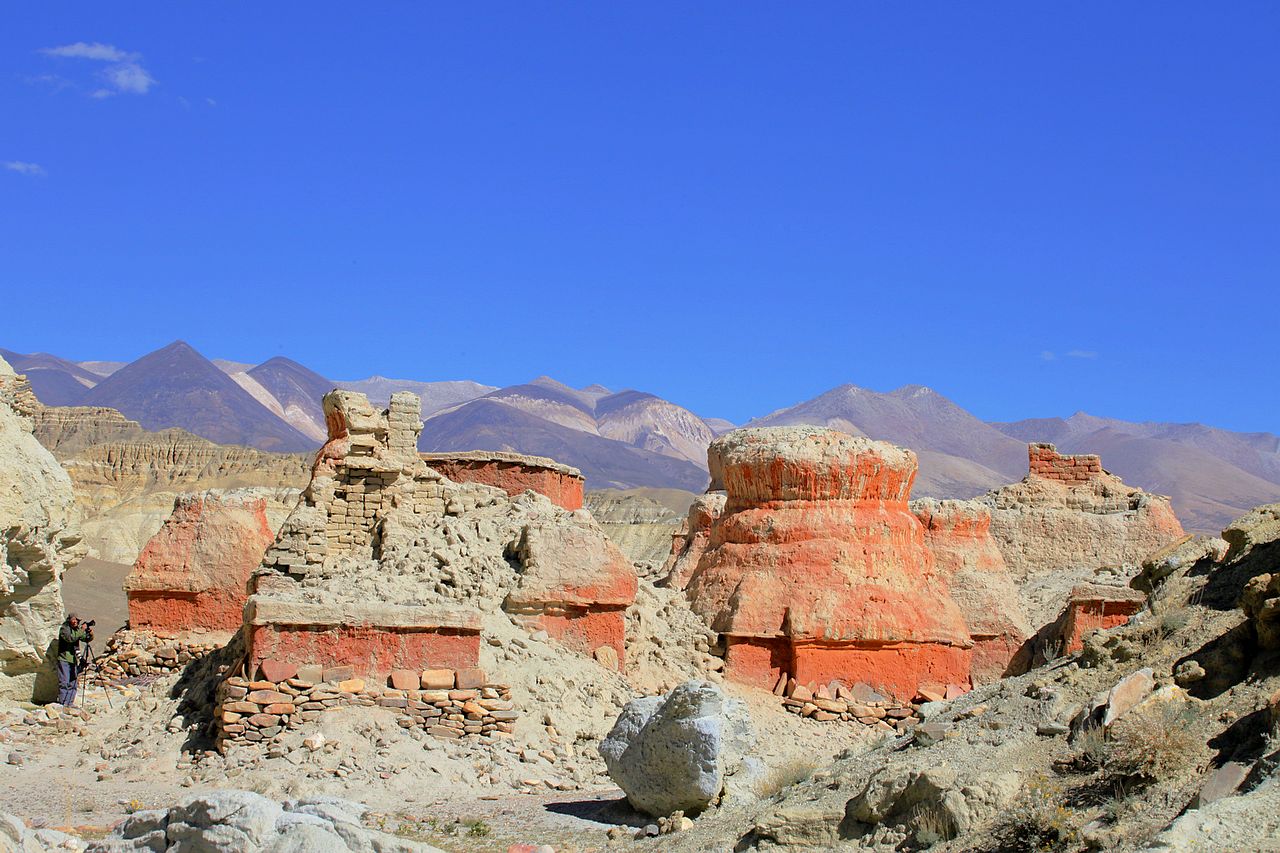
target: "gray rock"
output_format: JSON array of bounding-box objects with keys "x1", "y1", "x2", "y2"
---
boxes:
[
  {"x1": 600, "y1": 679, "x2": 754, "y2": 816},
  {"x1": 88, "y1": 790, "x2": 442, "y2": 852}
]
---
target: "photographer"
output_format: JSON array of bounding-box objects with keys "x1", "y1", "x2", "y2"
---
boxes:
[{"x1": 55, "y1": 613, "x2": 93, "y2": 706}]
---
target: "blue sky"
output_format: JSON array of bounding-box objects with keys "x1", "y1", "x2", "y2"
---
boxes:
[{"x1": 3, "y1": 4, "x2": 1277, "y2": 430}]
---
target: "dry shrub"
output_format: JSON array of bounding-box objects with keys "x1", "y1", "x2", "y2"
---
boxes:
[
  {"x1": 998, "y1": 775, "x2": 1082, "y2": 851},
  {"x1": 756, "y1": 755, "x2": 821, "y2": 798},
  {"x1": 1106, "y1": 702, "x2": 1201, "y2": 782}
]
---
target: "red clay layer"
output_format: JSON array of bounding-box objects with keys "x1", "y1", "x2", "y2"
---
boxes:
[
  {"x1": 420, "y1": 456, "x2": 584, "y2": 510},
  {"x1": 128, "y1": 591, "x2": 244, "y2": 636},
  {"x1": 1061, "y1": 599, "x2": 1143, "y2": 654},
  {"x1": 247, "y1": 623, "x2": 480, "y2": 678},
  {"x1": 531, "y1": 608, "x2": 627, "y2": 668},
  {"x1": 724, "y1": 636, "x2": 972, "y2": 700}
]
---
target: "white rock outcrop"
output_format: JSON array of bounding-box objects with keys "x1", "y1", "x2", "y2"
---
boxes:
[
  {"x1": 0, "y1": 356, "x2": 85, "y2": 701},
  {"x1": 599, "y1": 679, "x2": 755, "y2": 816}
]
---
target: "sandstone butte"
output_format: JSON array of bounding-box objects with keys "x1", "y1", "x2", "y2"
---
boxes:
[
  {"x1": 910, "y1": 498, "x2": 1031, "y2": 684},
  {"x1": 123, "y1": 491, "x2": 277, "y2": 636},
  {"x1": 243, "y1": 389, "x2": 636, "y2": 682},
  {"x1": 684, "y1": 427, "x2": 972, "y2": 700}
]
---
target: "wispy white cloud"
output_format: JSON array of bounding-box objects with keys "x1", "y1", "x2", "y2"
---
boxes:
[
  {"x1": 1066, "y1": 349, "x2": 1098, "y2": 359},
  {"x1": 4, "y1": 161, "x2": 46, "y2": 177},
  {"x1": 1040, "y1": 350, "x2": 1057, "y2": 362},
  {"x1": 39, "y1": 42, "x2": 155, "y2": 97}
]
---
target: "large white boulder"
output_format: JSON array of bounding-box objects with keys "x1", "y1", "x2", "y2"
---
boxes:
[{"x1": 600, "y1": 679, "x2": 755, "y2": 816}]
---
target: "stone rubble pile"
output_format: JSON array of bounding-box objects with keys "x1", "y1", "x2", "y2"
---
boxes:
[
  {"x1": 775, "y1": 676, "x2": 937, "y2": 732},
  {"x1": 87, "y1": 629, "x2": 222, "y2": 682},
  {"x1": 216, "y1": 664, "x2": 517, "y2": 750}
]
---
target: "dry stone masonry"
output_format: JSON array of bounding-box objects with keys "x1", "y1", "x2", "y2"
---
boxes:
[{"x1": 215, "y1": 664, "x2": 517, "y2": 749}]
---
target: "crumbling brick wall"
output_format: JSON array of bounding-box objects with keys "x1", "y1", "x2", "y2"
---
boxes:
[
  {"x1": 1027, "y1": 443, "x2": 1104, "y2": 484},
  {"x1": 419, "y1": 452, "x2": 584, "y2": 510}
]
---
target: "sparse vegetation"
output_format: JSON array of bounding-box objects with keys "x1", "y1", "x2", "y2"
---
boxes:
[
  {"x1": 1106, "y1": 703, "x2": 1202, "y2": 782},
  {"x1": 757, "y1": 755, "x2": 821, "y2": 798}
]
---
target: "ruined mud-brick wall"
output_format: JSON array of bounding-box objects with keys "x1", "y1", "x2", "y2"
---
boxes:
[
  {"x1": 661, "y1": 493, "x2": 726, "y2": 590},
  {"x1": 87, "y1": 629, "x2": 222, "y2": 683},
  {"x1": 124, "y1": 492, "x2": 275, "y2": 635},
  {"x1": 1055, "y1": 583, "x2": 1146, "y2": 655},
  {"x1": 420, "y1": 451, "x2": 585, "y2": 511},
  {"x1": 1027, "y1": 443, "x2": 1103, "y2": 483},
  {"x1": 685, "y1": 427, "x2": 972, "y2": 701},
  {"x1": 215, "y1": 663, "x2": 517, "y2": 750},
  {"x1": 912, "y1": 498, "x2": 1031, "y2": 685},
  {"x1": 248, "y1": 389, "x2": 635, "y2": 680},
  {"x1": 981, "y1": 442, "x2": 1184, "y2": 634}
]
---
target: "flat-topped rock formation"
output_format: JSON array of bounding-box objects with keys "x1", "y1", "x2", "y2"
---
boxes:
[
  {"x1": 685, "y1": 427, "x2": 971, "y2": 700},
  {"x1": 248, "y1": 389, "x2": 636, "y2": 681},
  {"x1": 911, "y1": 498, "x2": 1030, "y2": 684},
  {"x1": 981, "y1": 442, "x2": 1185, "y2": 628},
  {"x1": 0, "y1": 357, "x2": 85, "y2": 701},
  {"x1": 419, "y1": 450, "x2": 585, "y2": 510},
  {"x1": 124, "y1": 491, "x2": 276, "y2": 636}
]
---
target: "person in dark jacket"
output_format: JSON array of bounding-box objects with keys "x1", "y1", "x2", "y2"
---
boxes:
[{"x1": 56, "y1": 613, "x2": 93, "y2": 706}]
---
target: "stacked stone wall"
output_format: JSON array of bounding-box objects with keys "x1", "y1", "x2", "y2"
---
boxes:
[
  {"x1": 87, "y1": 629, "x2": 222, "y2": 683},
  {"x1": 1028, "y1": 443, "x2": 1103, "y2": 483},
  {"x1": 215, "y1": 665, "x2": 517, "y2": 750}
]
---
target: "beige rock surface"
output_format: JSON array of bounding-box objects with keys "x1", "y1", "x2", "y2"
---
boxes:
[
  {"x1": 30, "y1": 402, "x2": 308, "y2": 563},
  {"x1": 0, "y1": 358, "x2": 85, "y2": 701},
  {"x1": 584, "y1": 488, "x2": 694, "y2": 569}
]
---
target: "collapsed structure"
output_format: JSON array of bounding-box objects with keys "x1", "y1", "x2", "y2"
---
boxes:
[
  {"x1": 910, "y1": 498, "x2": 1030, "y2": 684},
  {"x1": 684, "y1": 427, "x2": 972, "y2": 700},
  {"x1": 419, "y1": 451, "x2": 584, "y2": 510},
  {"x1": 124, "y1": 492, "x2": 276, "y2": 636},
  {"x1": 244, "y1": 389, "x2": 636, "y2": 685}
]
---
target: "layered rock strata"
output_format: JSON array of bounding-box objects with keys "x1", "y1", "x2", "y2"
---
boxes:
[
  {"x1": 419, "y1": 451, "x2": 585, "y2": 510},
  {"x1": 982, "y1": 443, "x2": 1185, "y2": 627},
  {"x1": 685, "y1": 427, "x2": 972, "y2": 700},
  {"x1": 0, "y1": 358, "x2": 85, "y2": 701},
  {"x1": 248, "y1": 389, "x2": 636, "y2": 680},
  {"x1": 30, "y1": 402, "x2": 309, "y2": 563},
  {"x1": 124, "y1": 491, "x2": 276, "y2": 635},
  {"x1": 911, "y1": 498, "x2": 1031, "y2": 684}
]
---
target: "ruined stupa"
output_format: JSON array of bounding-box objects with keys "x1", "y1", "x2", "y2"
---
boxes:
[{"x1": 684, "y1": 427, "x2": 972, "y2": 700}]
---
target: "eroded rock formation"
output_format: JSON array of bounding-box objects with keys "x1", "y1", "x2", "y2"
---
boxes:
[
  {"x1": 982, "y1": 443, "x2": 1185, "y2": 627},
  {"x1": 662, "y1": 493, "x2": 726, "y2": 590},
  {"x1": 911, "y1": 498, "x2": 1030, "y2": 684},
  {"x1": 247, "y1": 389, "x2": 637, "y2": 680},
  {"x1": 0, "y1": 357, "x2": 85, "y2": 701},
  {"x1": 124, "y1": 491, "x2": 277, "y2": 636},
  {"x1": 685, "y1": 427, "x2": 972, "y2": 700}
]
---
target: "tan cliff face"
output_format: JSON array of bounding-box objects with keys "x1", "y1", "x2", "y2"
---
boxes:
[
  {"x1": 0, "y1": 357, "x2": 85, "y2": 701},
  {"x1": 28, "y1": 401, "x2": 310, "y2": 564}
]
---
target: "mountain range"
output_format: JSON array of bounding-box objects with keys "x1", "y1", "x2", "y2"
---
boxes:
[{"x1": 5, "y1": 340, "x2": 1278, "y2": 532}]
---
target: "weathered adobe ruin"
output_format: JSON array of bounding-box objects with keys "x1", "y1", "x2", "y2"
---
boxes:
[
  {"x1": 419, "y1": 451, "x2": 585, "y2": 511},
  {"x1": 982, "y1": 443, "x2": 1185, "y2": 587},
  {"x1": 910, "y1": 498, "x2": 1031, "y2": 684},
  {"x1": 124, "y1": 492, "x2": 276, "y2": 636},
  {"x1": 661, "y1": 493, "x2": 726, "y2": 590},
  {"x1": 245, "y1": 388, "x2": 636, "y2": 686},
  {"x1": 684, "y1": 427, "x2": 973, "y2": 701}
]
